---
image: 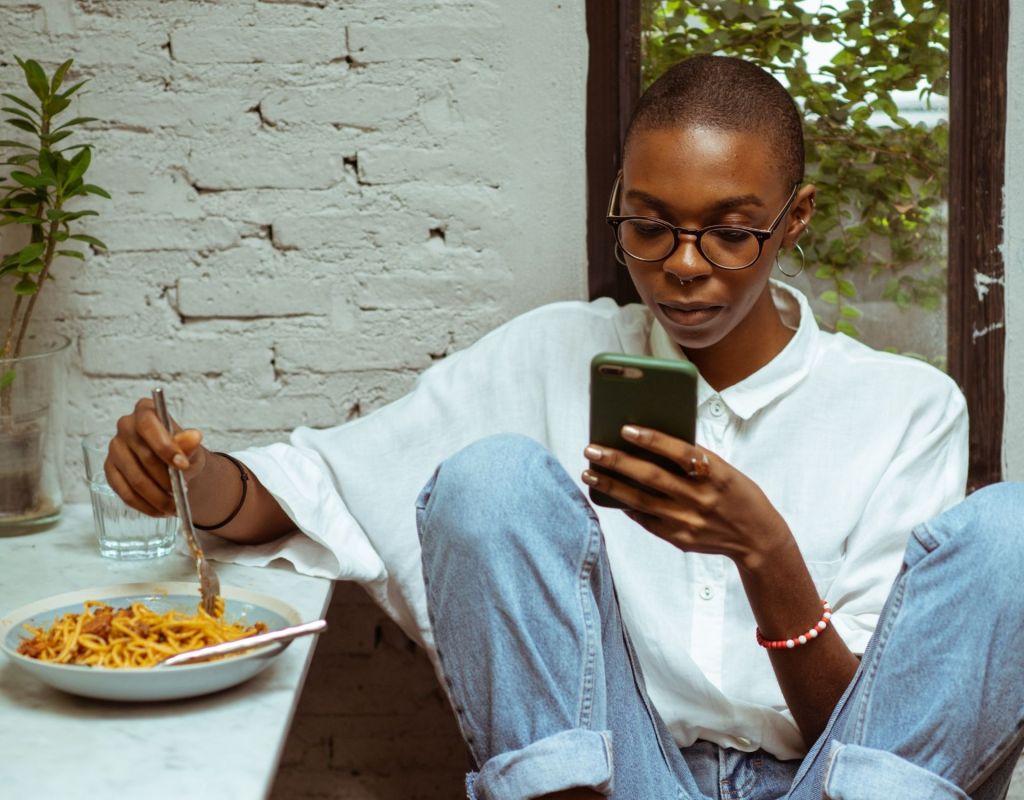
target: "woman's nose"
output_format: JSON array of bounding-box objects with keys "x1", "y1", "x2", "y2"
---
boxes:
[{"x1": 663, "y1": 234, "x2": 713, "y2": 284}]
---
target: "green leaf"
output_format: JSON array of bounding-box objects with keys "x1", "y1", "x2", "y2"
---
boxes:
[
  {"x1": 837, "y1": 278, "x2": 857, "y2": 297},
  {"x1": 46, "y1": 95, "x2": 71, "y2": 117},
  {"x1": 17, "y1": 242, "x2": 45, "y2": 264},
  {"x1": 66, "y1": 147, "x2": 92, "y2": 185},
  {"x1": 57, "y1": 249, "x2": 85, "y2": 260},
  {"x1": 58, "y1": 80, "x2": 88, "y2": 100},
  {"x1": 57, "y1": 209, "x2": 98, "y2": 222},
  {"x1": 3, "y1": 215, "x2": 46, "y2": 225},
  {"x1": 836, "y1": 319, "x2": 861, "y2": 338},
  {"x1": 51, "y1": 59, "x2": 73, "y2": 92},
  {"x1": 3, "y1": 106, "x2": 38, "y2": 123},
  {"x1": 17, "y1": 259, "x2": 44, "y2": 273},
  {"x1": 1, "y1": 93, "x2": 38, "y2": 116},
  {"x1": 0, "y1": 139, "x2": 34, "y2": 150},
  {"x1": 45, "y1": 130, "x2": 73, "y2": 146},
  {"x1": 53, "y1": 116, "x2": 98, "y2": 132},
  {"x1": 14, "y1": 277, "x2": 38, "y2": 295},
  {"x1": 6, "y1": 118, "x2": 39, "y2": 135},
  {"x1": 0, "y1": 370, "x2": 16, "y2": 390},
  {"x1": 69, "y1": 233, "x2": 108, "y2": 249},
  {"x1": 10, "y1": 171, "x2": 50, "y2": 189},
  {"x1": 81, "y1": 184, "x2": 111, "y2": 199},
  {"x1": 820, "y1": 290, "x2": 839, "y2": 305},
  {"x1": 840, "y1": 305, "x2": 863, "y2": 319},
  {"x1": 18, "y1": 58, "x2": 49, "y2": 103}
]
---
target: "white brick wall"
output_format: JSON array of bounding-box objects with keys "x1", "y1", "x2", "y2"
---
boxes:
[
  {"x1": 0, "y1": 0, "x2": 588, "y2": 489},
  {"x1": 0, "y1": 3, "x2": 587, "y2": 797}
]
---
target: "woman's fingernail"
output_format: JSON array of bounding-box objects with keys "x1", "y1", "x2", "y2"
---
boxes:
[
  {"x1": 622, "y1": 425, "x2": 641, "y2": 440},
  {"x1": 173, "y1": 454, "x2": 189, "y2": 470},
  {"x1": 582, "y1": 470, "x2": 599, "y2": 486},
  {"x1": 584, "y1": 445, "x2": 604, "y2": 461}
]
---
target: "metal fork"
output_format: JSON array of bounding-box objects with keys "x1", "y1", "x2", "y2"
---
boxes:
[{"x1": 152, "y1": 387, "x2": 221, "y2": 615}]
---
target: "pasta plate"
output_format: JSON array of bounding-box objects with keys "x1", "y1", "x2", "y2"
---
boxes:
[{"x1": 0, "y1": 582, "x2": 302, "y2": 702}]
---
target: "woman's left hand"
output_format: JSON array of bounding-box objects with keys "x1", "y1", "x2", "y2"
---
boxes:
[{"x1": 582, "y1": 425, "x2": 792, "y2": 571}]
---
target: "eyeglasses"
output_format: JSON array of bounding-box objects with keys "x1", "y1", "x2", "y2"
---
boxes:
[{"x1": 605, "y1": 173, "x2": 799, "y2": 270}]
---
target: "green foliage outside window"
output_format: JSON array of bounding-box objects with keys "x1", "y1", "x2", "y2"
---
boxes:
[{"x1": 642, "y1": 0, "x2": 948, "y2": 349}]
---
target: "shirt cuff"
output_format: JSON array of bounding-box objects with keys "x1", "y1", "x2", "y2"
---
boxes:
[{"x1": 192, "y1": 442, "x2": 388, "y2": 584}]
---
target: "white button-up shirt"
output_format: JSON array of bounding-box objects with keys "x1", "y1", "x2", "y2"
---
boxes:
[{"x1": 203, "y1": 282, "x2": 968, "y2": 759}]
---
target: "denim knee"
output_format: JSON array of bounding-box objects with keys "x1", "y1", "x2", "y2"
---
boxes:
[
  {"x1": 418, "y1": 433, "x2": 590, "y2": 570},
  {"x1": 918, "y1": 481, "x2": 1024, "y2": 606}
]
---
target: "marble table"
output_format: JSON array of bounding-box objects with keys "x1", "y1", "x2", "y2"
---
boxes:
[{"x1": 0, "y1": 503, "x2": 334, "y2": 800}]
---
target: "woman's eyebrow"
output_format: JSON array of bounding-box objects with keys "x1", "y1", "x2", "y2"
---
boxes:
[{"x1": 623, "y1": 189, "x2": 766, "y2": 217}]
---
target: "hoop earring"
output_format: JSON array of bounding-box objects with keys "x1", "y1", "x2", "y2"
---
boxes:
[{"x1": 776, "y1": 243, "x2": 805, "y2": 278}]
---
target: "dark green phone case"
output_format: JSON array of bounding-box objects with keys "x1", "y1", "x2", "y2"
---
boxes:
[{"x1": 588, "y1": 352, "x2": 698, "y2": 508}]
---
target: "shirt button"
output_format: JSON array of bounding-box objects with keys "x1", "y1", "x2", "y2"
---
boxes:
[
  {"x1": 708, "y1": 397, "x2": 725, "y2": 417},
  {"x1": 699, "y1": 585, "x2": 714, "y2": 601},
  {"x1": 736, "y1": 736, "x2": 752, "y2": 747}
]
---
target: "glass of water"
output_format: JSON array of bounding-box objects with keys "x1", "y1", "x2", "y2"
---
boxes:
[{"x1": 82, "y1": 434, "x2": 176, "y2": 559}]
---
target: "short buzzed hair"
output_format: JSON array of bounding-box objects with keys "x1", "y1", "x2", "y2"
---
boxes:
[{"x1": 625, "y1": 55, "x2": 805, "y2": 186}]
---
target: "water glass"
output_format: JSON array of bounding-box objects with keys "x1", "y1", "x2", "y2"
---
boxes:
[{"x1": 82, "y1": 433, "x2": 176, "y2": 559}]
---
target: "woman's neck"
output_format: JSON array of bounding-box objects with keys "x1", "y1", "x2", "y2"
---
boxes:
[{"x1": 682, "y1": 288, "x2": 796, "y2": 392}]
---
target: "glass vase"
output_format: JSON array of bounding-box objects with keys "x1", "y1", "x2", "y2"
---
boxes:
[{"x1": 0, "y1": 333, "x2": 70, "y2": 534}]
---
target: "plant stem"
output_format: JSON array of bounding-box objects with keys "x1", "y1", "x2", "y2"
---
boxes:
[
  {"x1": 12, "y1": 217, "x2": 60, "y2": 360},
  {"x1": 2, "y1": 295, "x2": 24, "y2": 360}
]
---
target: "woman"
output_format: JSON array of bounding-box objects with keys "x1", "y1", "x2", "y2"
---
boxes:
[{"x1": 107, "y1": 56, "x2": 1023, "y2": 799}]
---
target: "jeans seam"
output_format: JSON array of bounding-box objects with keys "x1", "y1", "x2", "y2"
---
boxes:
[
  {"x1": 576, "y1": 517, "x2": 601, "y2": 729},
  {"x1": 848, "y1": 571, "x2": 907, "y2": 743},
  {"x1": 964, "y1": 718, "x2": 1024, "y2": 795}
]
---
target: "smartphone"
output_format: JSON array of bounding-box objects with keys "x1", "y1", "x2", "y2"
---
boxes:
[{"x1": 588, "y1": 352, "x2": 697, "y2": 508}]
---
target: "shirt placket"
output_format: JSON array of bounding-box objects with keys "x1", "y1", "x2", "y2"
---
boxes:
[{"x1": 689, "y1": 393, "x2": 733, "y2": 689}]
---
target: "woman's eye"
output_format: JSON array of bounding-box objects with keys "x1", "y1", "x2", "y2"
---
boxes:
[
  {"x1": 631, "y1": 222, "x2": 669, "y2": 238},
  {"x1": 709, "y1": 228, "x2": 752, "y2": 245}
]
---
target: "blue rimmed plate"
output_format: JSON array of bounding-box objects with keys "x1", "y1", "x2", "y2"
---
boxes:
[{"x1": 0, "y1": 582, "x2": 302, "y2": 702}]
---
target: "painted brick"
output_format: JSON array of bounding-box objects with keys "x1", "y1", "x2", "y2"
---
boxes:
[
  {"x1": 348, "y1": 23, "x2": 501, "y2": 62},
  {"x1": 175, "y1": 277, "x2": 333, "y2": 319},
  {"x1": 85, "y1": 218, "x2": 240, "y2": 252},
  {"x1": 358, "y1": 145, "x2": 498, "y2": 185},
  {"x1": 188, "y1": 138, "x2": 349, "y2": 191},
  {"x1": 80, "y1": 90, "x2": 259, "y2": 128},
  {"x1": 261, "y1": 84, "x2": 420, "y2": 128},
  {"x1": 275, "y1": 331, "x2": 446, "y2": 372},
  {"x1": 81, "y1": 336, "x2": 272, "y2": 378},
  {"x1": 170, "y1": 26, "x2": 346, "y2": 64}
]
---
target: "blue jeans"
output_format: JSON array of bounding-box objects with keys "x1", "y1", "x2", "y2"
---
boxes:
[{"x1": 417, "y1": 434, "x2": 1024, "y2": 800}]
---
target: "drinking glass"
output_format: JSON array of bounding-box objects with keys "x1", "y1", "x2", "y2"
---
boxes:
[{"x1": 82, "y1": 433, "x2": 176, "y2": 559}]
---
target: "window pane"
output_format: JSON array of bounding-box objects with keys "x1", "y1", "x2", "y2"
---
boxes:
[{"x1": 641, "y1": 0, "x2": 949, "y2": 369}]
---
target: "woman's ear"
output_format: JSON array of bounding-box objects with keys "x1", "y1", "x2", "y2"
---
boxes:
[{"x1": 782, "y1": 184, "x2": 816, "y2": 249}]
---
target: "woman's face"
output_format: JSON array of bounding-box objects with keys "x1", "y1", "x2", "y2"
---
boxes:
[{"x1": 620, "y1": 126, "x2": 811, "y2": 354}]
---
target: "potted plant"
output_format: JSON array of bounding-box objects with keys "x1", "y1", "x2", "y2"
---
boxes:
[{"x1": 0, "y1": 57, "x2": 109, "y2": 531}]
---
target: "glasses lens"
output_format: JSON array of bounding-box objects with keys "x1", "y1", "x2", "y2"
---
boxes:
[
  {"x1": 618, "y1": 219, "x2": 675, "y2": 261},
  {"x1": 702, "y1": 228, "x2": 760, "y2": 269}
]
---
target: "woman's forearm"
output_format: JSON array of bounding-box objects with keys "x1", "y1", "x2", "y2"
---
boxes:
[
  {"x1": 737, "y1": 536, "x2": 860, "y2": 748},
  {"x1": 186, "y1": 450, "x2": 296, "y2": 544}
]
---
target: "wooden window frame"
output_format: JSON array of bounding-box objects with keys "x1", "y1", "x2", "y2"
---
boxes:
[{"x1": 586, "y1": 0, "x2": 1008, "y2": 490}]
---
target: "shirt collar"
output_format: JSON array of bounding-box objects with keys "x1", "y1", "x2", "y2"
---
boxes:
[{"x1": 648, "y1": 280, "x2": 819, "y2": 421}]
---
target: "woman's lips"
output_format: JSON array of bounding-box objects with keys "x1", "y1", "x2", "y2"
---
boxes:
[{"x1": 659, "y1": 303, "x2": 724, "y2": 327}]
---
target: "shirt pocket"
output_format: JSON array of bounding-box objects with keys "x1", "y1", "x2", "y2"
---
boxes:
[{"x1": 804, "y1": 557, "x2": 843, "y2": 599}]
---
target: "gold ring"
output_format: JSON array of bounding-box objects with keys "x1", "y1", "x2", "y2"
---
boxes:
[{"x1": 687, "y1": 453, "x2": 711, "y2": 479}]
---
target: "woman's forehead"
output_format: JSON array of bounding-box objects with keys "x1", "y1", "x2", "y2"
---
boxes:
[{"x1": 623, "y1": 125, "x2": 784, "y2": 202}]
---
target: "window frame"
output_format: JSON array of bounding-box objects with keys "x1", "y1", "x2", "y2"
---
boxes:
[{"x1": 585, "y1": 0, "x2": 1008, "y2": 489}]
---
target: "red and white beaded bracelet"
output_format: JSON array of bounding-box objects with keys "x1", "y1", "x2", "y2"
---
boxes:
[{"x1": 756, "y1": 600, "x2": 832, "y2": 650}]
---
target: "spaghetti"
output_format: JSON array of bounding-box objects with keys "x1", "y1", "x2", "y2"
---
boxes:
[{"x1": 16, "y1": 598, "x2": 267, "y2": 668}]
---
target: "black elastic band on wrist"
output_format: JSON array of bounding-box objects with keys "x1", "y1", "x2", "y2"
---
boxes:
[{"x1": 193, "y1": 452, "x2": 249, "y2": 531}]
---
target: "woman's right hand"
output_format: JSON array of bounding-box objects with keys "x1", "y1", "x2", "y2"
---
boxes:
[{"x1": 105, "y1": 398, "x2": 208, "y2": 517}]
